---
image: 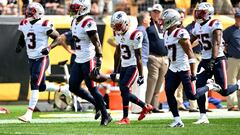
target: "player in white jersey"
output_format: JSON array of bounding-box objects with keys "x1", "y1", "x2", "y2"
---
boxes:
[
  {"x1": 66, "y1": 0, "x2": 111, "y2": 126},
  {"x1": 191, "y1": 2, "x2": 240, "y2": 124},
  {"x1": 110, "y1": 11, "x2": 153, "y2": 125},
  {"x1": 15, "y1": 2, "x2": 73, "y2": 122},
  {"x1": 162, "y1": 9, "x2": 221, "y2": 128}
]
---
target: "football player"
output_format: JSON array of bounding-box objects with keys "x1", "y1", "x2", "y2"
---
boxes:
[
  {"x1": 66, "y1": 0, "x2": 111, "y2": 126},
  {"x1": 191, "y1": 2, "x2": 240, "y2": 124},
  {"x1": 110, "y1": 11, "x2": 153, "y2": 125},
  {"x1": 16, "y1": 2, "x2": 67, "y2": 122},
  {"x1": 162, "y1": 9, "x2": 221, "y2": 127}
]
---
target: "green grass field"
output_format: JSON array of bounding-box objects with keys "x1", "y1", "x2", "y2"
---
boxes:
[{"x1": 1, "y1": 105, "x2": 240, "y2": 135}]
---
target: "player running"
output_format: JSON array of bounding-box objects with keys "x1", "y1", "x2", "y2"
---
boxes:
[
  {"x1": 191, "y1": 2, "x2": 240, "y2": 124},
  {"x1": 162, "y1": 9, "x2": 221, "y2": 127},
  {"x1": 16, "y1": 2, "x2": 71, "y2": 122},
  {"x1": 67, "y1": 0, "x2": 111, "y2": 126},
  {"x1": 110, "y1": 11, "x2": 153, "y2": 125}
]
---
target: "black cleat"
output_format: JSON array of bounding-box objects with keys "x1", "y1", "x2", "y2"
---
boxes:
[
  {"x1": 100, "y1": 113, "x2": 112, "y2": 126},
  {"x1": 95, "y1": 110, "x2": 101, "y2": 120}
]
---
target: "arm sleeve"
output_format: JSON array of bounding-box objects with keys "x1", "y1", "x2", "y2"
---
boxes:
[
  {"x1": 44, "y1": 20, "x2": 54, "y2": 34},
  {"x1": 84, "y1": 20, "x2": 97, "y2": 32},
  {"x1": 223, "y1": 28, "x2": 230, "y2": 44},
  {"x1": 211, "y1": 20, "x2": 223, "y2": 33},
  {"x1": 177, "y1": 29, "x2": 190, "y2": 40},
  {"x1": 64, "y1": 31, "x2": 74, "y2": 44},
  {"x1": 132, "y1": 31, "x2": 143, "y2": 49}
]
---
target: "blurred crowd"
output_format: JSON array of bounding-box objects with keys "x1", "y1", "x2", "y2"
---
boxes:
[{"x1": 1, "y1": 0, "x2": 240, "y2": 16}]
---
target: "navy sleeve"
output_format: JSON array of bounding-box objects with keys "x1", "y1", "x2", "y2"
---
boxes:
[
  {"x1": 223, "y1": 27, "x2": 230, "y2": 44},
  {"x1": 64, "y1": 31, "x2": 76, "y2": 50}
]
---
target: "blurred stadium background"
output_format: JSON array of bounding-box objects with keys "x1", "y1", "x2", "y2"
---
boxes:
[{"x1": 1, "y1": 0, "x2": 240, "y2": 134}]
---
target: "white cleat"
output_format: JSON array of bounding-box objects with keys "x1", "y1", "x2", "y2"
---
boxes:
[
  {"x1": 168, "y1": 121, "x2": 184, "y2": 128},
  {"x1": 207, "y1": 83, "x2": 221, "y2": 92},
  {"x1": 18, "y1": 114, "x2": 32, "y2": 123},
  {"x1": 193, "y1": 116, "x2": 209, "y2": 124}
]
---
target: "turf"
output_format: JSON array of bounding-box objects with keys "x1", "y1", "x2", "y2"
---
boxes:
[{"x1": 1, "y1": 105, "x2": 240, "y2": 135}]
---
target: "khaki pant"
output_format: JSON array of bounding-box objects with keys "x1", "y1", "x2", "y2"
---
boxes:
[
  {"x1": 227, "y1": 57, "x2": 240, "y2": 109},
  {"x1": 175, "y1": 53, "x2": 208, "y2": 110},
  {"x1": 145, "y1": 55, "x2": 169, "y2": 109},
  {"x1": 213, "y1": 0, "x2": 234, "y2": 14},
  {"x1": 131, "y1": 65, "x2": 148, "y2": 113}
]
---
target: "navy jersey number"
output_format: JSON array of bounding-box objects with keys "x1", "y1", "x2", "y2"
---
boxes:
[
  {"x1": 121, "y1": 44, "x2": 131, "y2": 59},
  {"x1": 168, "y1": 44, "x2": 176, "y2": 61},
  {"x1": 27, "y1": 33, "x2": 36, "y2": 49}
]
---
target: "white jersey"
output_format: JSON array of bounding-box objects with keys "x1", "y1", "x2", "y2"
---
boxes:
[
  {"x1": 115, "y1": 29, "x2": 143, "y2": 67},
  {"x1": 18, "y1": 19, "x2": 53, "y2": 59},
  {"x1": 71, "y1": 16, "x2": 97, "y2": 63},
  {"x1": 192, "y1": 19, "x2": 225, "y2": 59},
  {"x1": 164, "y1": 28, "x2": 190, "y2": 72}
]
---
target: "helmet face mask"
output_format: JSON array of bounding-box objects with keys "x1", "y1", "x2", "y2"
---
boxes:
[
  {"x1": 194, "y1": 2, "x2": 214, "y2": 24},
  {"x1": 161, "y1": 9, "x2": 181, "y2": 31},
  {"x1": 69, "y1": 0, "x2": 90, "y2": 18},
  {"x1": 25, "y1": 2, "x2": 44, "y2": 21},
  {"x1": 26, "y1": 7, "x2": 37, "y2": 18}
]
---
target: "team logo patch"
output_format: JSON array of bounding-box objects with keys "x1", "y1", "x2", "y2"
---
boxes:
[
  {"x1": 87, "y1": 22, "x2": 92, "y2": 28},
  {"x1": 136, "y1": 35, "x2": 141, "y2": 41},
  {"x1": 179, "y1": 33, "x2": 184, "y2": 38}
]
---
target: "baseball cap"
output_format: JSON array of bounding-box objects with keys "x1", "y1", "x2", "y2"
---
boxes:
[
  {"x1": 148, "y1": 4, "x2": 163, "y2": 12},
  {"x1": 235, "y1": 11, "x2": 240, "y2": 18}
]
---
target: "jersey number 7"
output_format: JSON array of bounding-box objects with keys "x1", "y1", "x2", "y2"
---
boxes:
[{"x1": 168, "y1": 44, "x2": 176, "y2": 61}]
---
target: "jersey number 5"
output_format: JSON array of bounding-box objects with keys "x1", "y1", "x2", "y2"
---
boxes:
[
  {"x1": 27, "y1": 33, "x2": 36, "y2": 49},
  {"x1": 197, "y1": 34, "x2": 211, "y2": 50},
  {"x1": 121, "y1": 44, "x2": 131, "y2": 59},
  {"x1": 168, "y1": 44, "x2": 176, "y2": 61}
]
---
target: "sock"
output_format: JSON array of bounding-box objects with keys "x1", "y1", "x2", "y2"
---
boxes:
[
  {"x1": 174, "y1": 116, "x2": 181, "y2": 122},
  {"x1": 129, "y1": 93, "x2": 145, "y2": 108},
  {"x1": 45, "y1": 82, "x2": 60, "y2": 92},
  {"x1": 200, "y1": 113, "x2": 206, "y2": 118},
  {"x1": 27, "y1": 90, "x2": 39, "y2": 116},
  {"x1": 123, "y1": 106, "x2": 129, "y2": 118},
  {"x1": 59, "y1": 84, "x2": 69, "y2": 93}
]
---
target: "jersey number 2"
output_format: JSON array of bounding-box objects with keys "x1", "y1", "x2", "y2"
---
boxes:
[
  {"x1": 27, "y1": 33, "x2": 36, "y2": 49},
  {"x1": 73, "y1": 35, "x2": 81, "y2": 50}
]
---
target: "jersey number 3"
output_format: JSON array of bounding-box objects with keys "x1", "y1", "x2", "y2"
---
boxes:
[
  {"x1": 121, "y1": 45, "x2": 131, "y2": 59},
  {"x1": 27, "y1": 33, "x2": 36, "y2": 49}
]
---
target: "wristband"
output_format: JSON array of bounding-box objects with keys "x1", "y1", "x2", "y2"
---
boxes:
[{"x1": 189, "y1": 58, "x2": 196, "y2": 64}]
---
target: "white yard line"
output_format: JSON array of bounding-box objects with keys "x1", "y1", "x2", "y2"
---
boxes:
[{"x1": 0, "y1": 109, "x2": 240, "y2": 124}]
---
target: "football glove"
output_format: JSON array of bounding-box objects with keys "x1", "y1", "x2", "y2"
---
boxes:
[
  {"x1": 41, "y1": 46, "x2": 51, "y2": 55},
  {"x1": 110, "y1": 73, "x2": 117, "y2": 82},
  {"x1": 206, "y1": 58, "x2": 216, "y2": 71},
  {"x1": 190, "y1": 75, "x2": 197, "y2": 81},
  {"x1": 137, "y1": 76, "x2": 144, "y2": 86}
]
